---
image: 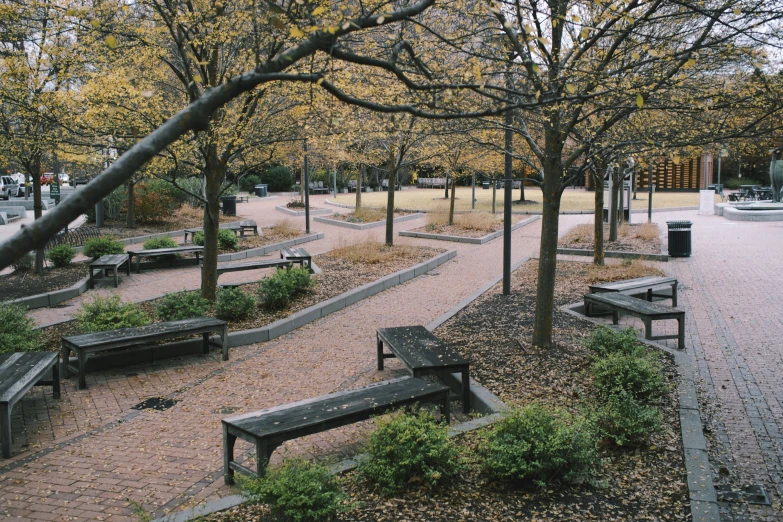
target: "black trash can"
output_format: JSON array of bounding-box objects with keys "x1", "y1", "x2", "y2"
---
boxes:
[
  {"x1": 254, "y1": 184, "x2": 268, "y2": 197},
  {"x1": 667, "y1": 221, "x2": 692, "y2": 257},
  {"x1": 221, "y1": 195, "x2": 237, "y2": 216},
  {"x1": 482, "y1": 180, "x2": 490, "y2": 190}
]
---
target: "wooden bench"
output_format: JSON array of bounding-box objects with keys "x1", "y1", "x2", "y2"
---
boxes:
[
  {"x1": 183, "y1": 221, "x2": 259, "y2": 243},
  {"x1": 89, "y1": 254, "x2": 130, "y2": 289},
  {"x1": 584, "y1": 293, "x2": 685, "y2": 350},
  {"x1": 377, "y1": 326, "x2": 471, "y2": 413},
  {"x1": 1, "y1": 352, "x2": 60, "y2": 458},
  {"x1": 127, "y1": 245, "x2": 204, "y2": 273},
  {"x1": 221, "y1": 376, "x2": 451, "y2": 484},
  {"x1": 214, "y1": 258, "x2": 303, "y2": 280},
  {"x1": 280, "y1": 247, "x2": 311, "y2": 270},
  {"x1": 589, "y1": 276, "x2": 678, "y2": 306},
  {"x1": 61, "y1": 317, "x2": 228, "y2": 390}
]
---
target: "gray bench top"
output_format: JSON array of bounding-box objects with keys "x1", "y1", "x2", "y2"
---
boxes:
[
  {"x1": 223, "y1": 376, "x2": 449, "y2": 439},
  {"x1": 0, "y1": 352, "x2": 58, "y2": 403},
  {"x1": 90, "y1": 254, "x2": 129, "y2": 267},
  {"x1": 63, "y1": 317, "x2": 226, "y2": 350},
  {"x1": 128, "y1": 245, "x2": 203, "y2": 255},
  {"x1": 377, "y1": 326, "x2": 468, "y2": 371},
  {"x1": 589, "y1": 276, "x2": 676, "y2": 293},
  {"x1": 584, "y1": 292, "x2": 682, "y2": 316}
]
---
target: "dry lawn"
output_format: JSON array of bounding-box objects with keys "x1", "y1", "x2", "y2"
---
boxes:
[
  {"x1": 329, "y1": 186, "x2": 716, "y2": 213},
  {"x1": 327, "y1": 240, "x2": 416, "y2": 265},
  {"x1": 559, "y1": 222, "x2": 662, "y2": 254},
  {"x1": 427, "y1": 209, "x2": 501, "y2": 232},
  {"x1": 352, "y1": 207, "x2": 388, "y2": 222}
]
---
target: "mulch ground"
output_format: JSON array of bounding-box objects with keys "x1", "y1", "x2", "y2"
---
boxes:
[
  {"x1": 37, "y1": 246, "x2": 442, "y2": 351},
  {"x1": 84, "y1": 209, "x2": 249, "y2": 240},
  {"x1": 559, "y1": 224, "x2": 662, "y2": 254},
  {"x1": 409, "y1": 215, "x2": 524, "y2": 238},
  {"x1": 326, "y1": 210, "x2": 412, "y2": 223},
  {"x1": 0, "y1": 261, "x2": 89, "y2": 301},
  {"x1": 206, "y1": 259, "x2": 689, "y2": 522}
]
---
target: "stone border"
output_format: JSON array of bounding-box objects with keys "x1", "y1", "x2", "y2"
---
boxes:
[
  {"x1": 274, "y1": 205, "x2": 331, "y2": 216},
  {"x1": 4, "y1": 233, "x2": 325, "y2": 310},
  {"x1": 719, "y1": 205, "x2": 783, "y2": 222},
  {"x1": 560, "y1": 302, "x2": 719, "y2": 522},
  {"x1": 399, "y1": 216, "x2": 540, "y2": 244},
  {"x1": 556, "y1": 248, "x2": 669, "y2": 262},
  {"x1": 313, "y1": 212, "x2": 423, "y2": 230}
]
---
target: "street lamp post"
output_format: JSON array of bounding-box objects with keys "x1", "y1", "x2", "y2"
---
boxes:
[{"x1": 303, "y1": 139, "x2": 310, "y2": 234}]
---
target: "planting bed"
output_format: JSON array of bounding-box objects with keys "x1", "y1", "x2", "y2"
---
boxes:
[
  {"x1": 559, "y1": 223, "x2": 662, "y2": 254},
  {"x1": 0, "y1": 261, "x2": 89, "y2": 301},
  {"x1": 407, "y1": 213, "x2": 525, "y2": 239}
]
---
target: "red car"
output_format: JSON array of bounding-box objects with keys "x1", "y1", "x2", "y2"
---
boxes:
[{"x1": 40, "y1": 173, "x2": 54, "y2": 185}]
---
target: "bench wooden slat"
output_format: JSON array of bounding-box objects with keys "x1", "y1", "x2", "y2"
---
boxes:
[
  {"x1": 585, "y1": 292, "x2": 680, "y2": 316},
  {"x1": 215, "y1": 259, "x2": 299, "y2": 278},
  {"x1": 589, "y1": 276, "x2": 677, "y2": 306}
]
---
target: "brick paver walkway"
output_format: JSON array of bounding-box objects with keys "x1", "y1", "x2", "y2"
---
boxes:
[
  {"x1": 589, "y1": 210, "x2": 783, "y2": 521},
  {"x1": 1, "y1": 197, "x2": 591, "y2": 521}
]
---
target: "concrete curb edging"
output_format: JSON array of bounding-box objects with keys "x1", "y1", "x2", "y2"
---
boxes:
[
  {"x1": 7, "y1": 275, "x2": 91, "y2": 309},
  {"x1": 216, "y1": 232, "x2": 324, "y2": 262},
  {"x1": 556, "y1": 248, "x2": 669, "y2": 262},
  {"x1": 313, "y1": 213, "x2": 423, "y2": 230},
  {"x1": 400, "y1": 216, "x2": 540, "y2": 244},
  {"x1": 274, "y1": 205, "x2": 331, "y2": 216},
  {"x1": 510, "y1": 205, "x2": 700, "y2": 216},
  {"x1": 560, "y1": 302, "x2": 719, "y2": 522}
]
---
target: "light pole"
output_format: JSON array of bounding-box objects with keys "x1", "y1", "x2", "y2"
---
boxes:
[{"x1": 303, "y1": 139, "x2": 310, "y2": 234}]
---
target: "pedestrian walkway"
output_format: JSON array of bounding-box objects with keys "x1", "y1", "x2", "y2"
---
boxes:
[{"x1": 1, "y1": 200, "x2": 586, "y2": 521}]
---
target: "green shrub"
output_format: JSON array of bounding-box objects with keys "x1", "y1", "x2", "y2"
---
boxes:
[
  {"x1": 156, "y1": 291, "x2": 211, "y2": 321},
  {"x1": 595, "y1": 390, "x2": 663, "y2": 446},
  {"x1": 262, "y1": 166, "x2": 294, "y2": 192},
  {"x1": 142, "y1": 236, "x2": 179, "y2": 260},
  {"x1": 0, "y1": 303, "x2": 42, "y2": 354},
  {"x1": 46, "y1": 245, "x2": 76, "y2": 267},
  {"x1": 239, "y1": 174, "x2": 262, "y2": 193},
  {"x1": 258, "y1": 267, "x2": 313, "y2": 309},
  {"x1": 480, "y1": 404, "x2": 598, "y2": 487},
  {"x1": 240, "y1": 457, "x2": 346, "y2": 522},
  {"x1": 75, "y1": 294, "x2": 151, "y2": 333},
  {"x1": 591, "y1": 351, "x2": 667, "y2": 403},
  {"x1": 192, "y1": 229, "x2": 239, "y2": 250},
  {"x1": 585, "y1": 326, "x2": 642, "y2": 357},
  {"x1": 83, "y1": 236, "x2": 125, "y2": 260},
  {"x1": 86, "y1": 185, "x2": 126, "y2": 222},
  {"x1": 134, "y1": 180, "x2": 180, "y2": 223},
  {"x1": 216, "y1": 287, "x2": 256, "y2": 320},
  {"x1": 12, "y1": 253, "x2": 34, "y2": 272},
  {"x1": 360, "y1": 409, "x2": 460, "y2": 495}
]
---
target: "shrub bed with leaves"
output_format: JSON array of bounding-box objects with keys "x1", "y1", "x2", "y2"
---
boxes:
[
  {"x1": 142, "y1": 236, "x2": 179, "y2": 260},
  {"x1": 46, "y1": 245, "x2": 76, "y2": 268},
  {"x1": 0, "y1": 303, "x2": 42, "y2": 354},
  {"x1": 83, "y1": 237, "x2": 126, "y2": 260},
  {"x1": 193, "y1": 229, "x2": 239, "y2": 250},
  {"x1": 156, "y1": 291, "x2": 211, "y2": 321},
  {"x1": 74, "y1": 294, "x2": 151, "y2": 333},
  {"x1": 216, "y1": 287, "x2": 256, "y2": 320},
  {"x1": 258, "y1": 267, "x2": 313, "y2": 309}
]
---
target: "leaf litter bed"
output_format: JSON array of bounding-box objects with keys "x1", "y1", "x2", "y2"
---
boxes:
[
  {"x1": 205, "y1": 259, "x2": 689, "y2": 522},
  {"x1": 409, "y1": 214, "x2": 526, "y2": 238},
  {"x1": 0, "y1": 261, "x2": 89, "y2": 301},
  {"x1": 559, "y1": 223, "x2": 663, "y2": 254},
  {"x1": 37, "y1": 245, "x2": 443, "y2": 351}
]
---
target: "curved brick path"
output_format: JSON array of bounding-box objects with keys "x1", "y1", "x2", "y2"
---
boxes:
[{"x1": 1, "y1": 195, "x2": 595, "y2": 521}]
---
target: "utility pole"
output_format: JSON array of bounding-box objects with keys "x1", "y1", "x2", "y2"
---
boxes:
[
  {"x1": 503, "y1": 65, "x2": 513, "y2": 295},
  {"x1": 304, "y1": 139, "x2": 310, "y2": 234}
]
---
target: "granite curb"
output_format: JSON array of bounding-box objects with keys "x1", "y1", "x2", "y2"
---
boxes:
[
  {"x1": 509, "y1": 205, "x2": 699, "y2": 216},
  {"x1": 274, "y1": 205, "x2": 331, "y2": 216},
  {"x1": 313, "y1": 212, "x2": 423, "y2": 230},
  {"x1": 560, "y1": 301, "x2": 719, "y2": 522},
  {"x1": 556, "y1": 247, "x2": 669, "y2": 262},
  {"x1": 400, "y1": 215, "x2": 540, "y2": 244}
]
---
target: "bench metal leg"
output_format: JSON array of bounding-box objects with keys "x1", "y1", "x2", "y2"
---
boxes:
[
  {"x1": 77, "y1": 350, "x2": 87, "y2": 390},
  {"x1": 52, "y1": 362, "x2": 60, "y2": 399},
  {"x1": 222, "y1": 326, "x2": 229, "y2": 361},
  {"x1": 1, "y1": 402, "x2": 11, "y2": 459},
  {"x1": 646, "y1": 288, "x2": 653, "y2": 302},
  {"x1": 202, "y1": 333, "x2": 210, "y2": 356},
  {"x1": 461, "y1": 368, "x2": 470, "y2": 414},
  {"x1": 441, "y1": 392, "x2": 451, "y2": 424},
  {"x1": 672, "y1": 282, "x2": 678, "y2": 307},
  {"x1": 88, "y1": 268, "x2": 94, "y2": 290},
  {"x1": 61, "y1": 344, "x2": 70, "y2": 378},
  {"x1": 113, "y1": 267, "x2": 119, "y2": 288},
  {"x1": 612, "y1": 310, "x2": 619, "y2": 325},
  {"x1": 223, "y1": 425, "x2": 236, "y2": 485},
  {"x1": 677, "y1": 315, "x2": 685, "y2": 350},
  {"x1": 644, "y1": 319, "x2": 653, "y2": 340},
  {"x1": 126, "y1": 259, "x2": 131, "y2": 276},
  {"x1": 256, "y1": 440, "x2": 269, "y2": 478},
  {"x1": 377, "y1": 334, "x2": 384, "y2": 371},
  {"x1": 135, "y1": 255, "x2": 141, "y2": 274}
]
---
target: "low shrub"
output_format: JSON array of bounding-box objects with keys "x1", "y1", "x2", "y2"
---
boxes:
[
  {"x1": 192, "y1": 229, "x2": 239, "y2": 250},
  {"x1": 216, "y1": 287, "x2": 256, "y2": 320},
  {"x1": 0, "y1": 303, "x2": 42, "y2": 354},
  {"x1": 591, "y1": 351, "x2": 667, "y2": 403},
  {"x1": 75, "y1": 294, "x2": 151, "y2": 333},
  {"x1": 328, "y1": 241, "x2": 414, "y2": 265},
  {"x1": 286, "y1": 199, "x2": 306, "y2": 209},
  {"x1": 585, "y1": 326, "x2": 642, "y2": 357},
  {"x1": 595, "y1": 390, "x2": 663, "y2": 446},
  {"x1": 83, "y1": 236, "x2": 125, "y2": 260},
  {"x1": 12, "y1": 252, "x2": 34, "y2": 272},
  {"x1": 46, "y1": 245, "x2": 77, "y2": 267},
  {"x1": 480, "y1": 404, "x2": 598, "y2": 487},
  {"x1": 239, "y1": 174, "x2": 262, "y2": 193},
  {"x1": 134, "y1": 180, "x2": 179, "y2": 223},
  {"x1": 258, "y1": 267, "x2": 313, "y2": 309},
  {"x1": 142, "y1": 236, "x2": 179, "y2": 260},
  {"x1": 359, "y1": 409, "x2": 460, "y2": 495},
  {"x1": 262, "y1": 166, "x2": 294, "y2": 192},
  {"x1": 240, "y1": 457, "x2": 346, "y2": 522},
  {"x1": 156, "y1": 291, "x2": 211, "y2": 321}
]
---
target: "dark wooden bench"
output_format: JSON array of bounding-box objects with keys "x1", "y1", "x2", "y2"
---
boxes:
[
  {"x1": 183, "y1": 221, "x2": 259, "y2": 243},
  {"x1": 1, "y1": 352, "x2": 60, "y2": 458},
  {"x1": 377, "y1": 326, "x2": 470, "y2": 413},
  {"x1": 127, "y1": 245, "x2": 204, "y2": 273},
  {"x1": 280, "y1": 247, "x2": 311, "y2": 270},
  {"x1": 589, "y1": 276, "x2": 678, "y2": 306},
  {"x1": 89, "y1": 254, "x2": 130, "y2": 289},
  {"x1": 214, "y1": 258, "x2": 303, "y2": 280},
  {"x1": 221, "y1": 376, "x2": 450, "y2": 484},
  {"x1": 584, "y1": 293, "x2": 685, "y2": 350},
  {"x1": 61, "y1": 317, "x2": 228, "y2": 390}
]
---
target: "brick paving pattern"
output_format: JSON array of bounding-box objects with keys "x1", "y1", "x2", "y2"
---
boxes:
[{"x1": 1, "y1": 195, "x2": 586, "y2": 521}]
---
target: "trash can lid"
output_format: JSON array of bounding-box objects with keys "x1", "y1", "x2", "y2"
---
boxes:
[{"x1": 667, "y1": 220, "x2": 692, "y2": 227}]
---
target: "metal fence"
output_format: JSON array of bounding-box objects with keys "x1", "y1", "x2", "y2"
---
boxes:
[{"x1": 45, "y1": 226, "x2": 102, "y2": 251}]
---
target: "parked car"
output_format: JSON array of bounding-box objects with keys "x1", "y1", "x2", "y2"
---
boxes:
[
  {"x1": 57, "y1": 173, "x2": 70, "y2": 184},
  {"x1": 70, "y1": 175, "x2": 89, "y2": 186},
  {"x1": 9, "y1": 173, "x2": 26, "y2": 196},
  {"x1": 0, "y1": 176, "x2": 19, "y2": 200},
  {"x1": 40, "y1": 173, "x2": 55, "y2": 185}
]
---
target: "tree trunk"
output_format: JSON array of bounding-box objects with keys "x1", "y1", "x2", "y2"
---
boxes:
[
  {"x1": 201, "y1": 148, "x2": 224, "y2": 302},
  {"x1": 592, "y1": 171, "x2": 605, "y2": 266},
  {"x1": 609, "y1": 166, "x2": 620, "y2": 241},
  {"x1": 385, "y1": 147, "x2": 397, "y2": 246},
  {"x1": 31, "y1": 158, "x2": 44, "y2": 274},
  {"x1": 448, "y1": 173, "x2": 457, "y2": 225},
  {"x1": 356, "y1": 165, "x2": 363, "y2": 209},
  {"x1": 126, "y1": 181, "x2": 135, "y2": 228},
  {"x1": 444, "y1": 175, "x2": 449, "y2": 199},
  {"x1": 492, "y1": 182, "x2": 497, "y2": 214}
]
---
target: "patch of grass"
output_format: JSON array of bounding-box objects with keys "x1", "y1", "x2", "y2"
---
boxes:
[
  {"x1": 585, "y1": 260, "x2": 664, "y2": 284},
  {"x1": 269, "y1": 219, "x2": 298, "y2": 236},
  {"x1": 328, "y1": 241, "x2": 414, "y2": 265},
  {"x1": 427, "y1": 209, "x2": 501, "y2": 232},
  {"x1": 629, "y1": 222, "x2": 661, "y2": 241},
  {"x1": 352, "y1": 207, "x2": 386, "y2": 222}
]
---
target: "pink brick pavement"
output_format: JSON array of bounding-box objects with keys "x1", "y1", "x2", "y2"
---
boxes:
[{"x1": 2, "y1": 196, "x2": 591, "y2": 521}]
